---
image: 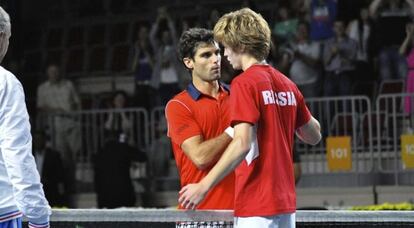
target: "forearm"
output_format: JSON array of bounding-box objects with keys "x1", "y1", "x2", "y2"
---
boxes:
[
  {"x1": 297, "y1": 52, "x2": 319, "y2": 67},
  {"x1": 296, "y1": 116, "x2": 321, "y2": 145},
  {"x1": 323, "y1": 46, "x2": 336, "y2": 66},
  {"x1": 369, "y1": 0, "x2": 382, "y2": 18},
  {"x1": 4, "y1": 140, "x2": 51, "y2": 226},
  {"x1": 191, "y1": 133, "x2": 232, "y2": 169},
  {"x1": 179, "y1": 123, "x2": 252, "y2": 209},
  {"x1": 167, "y1": 19, "x2": 178, "y2": 45},
  {"x1": 104, "y1": 114, "x2": 113, "y2": 129},
  {"x1": 149, "y1": 22, "x2": 159, "y2": 50},
  {"x1": 324, "y1": 52, "x2": 335, "y2": 66},
  {"x1": 406, "y1": 0, "x2": 414, "y2": 15},
  {"x1": 400, "y1": 37, "x2": 411, "y2": 55},
  {"x1": 145, "y1": 51, "x2": 155, "y2": 67},
  {"x1": 200, "y1": 136, "x2": 248, "y2": 191},
  {"x1": 131, "y1": 49, "x2": 139, "y2": 70},
  {"x1": 340, "y1": 45, "x2": 357, "y2": 62}
]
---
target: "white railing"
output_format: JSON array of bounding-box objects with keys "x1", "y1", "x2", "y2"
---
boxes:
[
  {"x1": 297, "y1": 96, "x2": 374, "y2": 175},
  {"x1": 36, "y1": 94, "x2": 414, "y2": 188},
  {"x1": 37, "y1": 108, "x2": 149, "y2": 163},
  {"x1": 375, "y1": 93, "x2": 414, "y2": 185}
]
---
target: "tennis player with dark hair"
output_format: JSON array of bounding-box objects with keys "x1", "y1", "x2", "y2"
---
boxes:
[
  {"x1": 165, "y1": 27, "x2": 235, "y2": 214},
  {"x1": 0, "y1": 6, "x2": 51, "y2": 228},
  {"x1": 179, "y1": 8, "x2": 321, "y2": 228}
]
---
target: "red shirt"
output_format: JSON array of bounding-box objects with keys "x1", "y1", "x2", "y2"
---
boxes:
[
  {"x1": 165, "y1": 83, "x2": 235, "y2": 209},
  {"x1": 230, "y1": 65, "x2": 311, "y2": 216}
]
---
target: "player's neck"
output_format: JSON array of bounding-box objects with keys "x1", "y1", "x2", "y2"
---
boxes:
[
  {"x1": 241, "y1": 55, "x2": 265, "y2": 71},
  {"x1": 193, "y1": 78, "x2": 220, "y2": 98}
]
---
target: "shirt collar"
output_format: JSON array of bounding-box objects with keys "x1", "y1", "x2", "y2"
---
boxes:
[{"x1": 186, "y1": 82, "x2": 230, "y2": 101}]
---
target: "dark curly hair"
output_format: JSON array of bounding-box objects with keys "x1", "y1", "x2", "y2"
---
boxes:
[{"x1": 178, "y1": 28, "x2": 215, "y2": 65}]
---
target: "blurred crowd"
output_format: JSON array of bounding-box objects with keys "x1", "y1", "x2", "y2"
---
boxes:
[
  {"x1": 4, "y1": 0, "x2": 414, "y2": 208},
  {"x1": 6, "y1": 0, "x2": 412, "y2": 117}
]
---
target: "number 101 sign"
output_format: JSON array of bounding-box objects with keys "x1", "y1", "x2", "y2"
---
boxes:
[
  {"x1": 401, "y1": 135, "x2": 414, "y2": 169},
  {"x1": 326, "y1": 136, "x2": 352, "y2": 171}
]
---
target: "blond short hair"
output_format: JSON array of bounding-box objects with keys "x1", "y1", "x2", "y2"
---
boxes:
[{"x1": 213, "y1": 8, "x2": 271, "y2": 61}]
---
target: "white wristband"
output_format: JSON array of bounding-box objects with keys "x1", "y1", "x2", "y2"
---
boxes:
[{"x1": 224, "y1": 127, "x2": 234, "y2": 138}]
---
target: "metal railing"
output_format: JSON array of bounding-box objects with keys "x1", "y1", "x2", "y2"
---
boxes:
[
  {"x1": 37, "y1": 108, "x2": 149, "y2": 163},
  {"x1": 35, "y1": 94, "x2": 414, "y2": 188},
  {"x1": 295, "y1": 96, "x2": 375, "y2": 187},
  {"x1": 375, "y1": 93, "x2": 414, "y2": 185}
]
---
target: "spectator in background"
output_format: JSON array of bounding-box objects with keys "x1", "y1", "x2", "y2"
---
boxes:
[
  {"x1": 273, "y1": 5, "x2": 299, "y2": 47},
  {"x1": 33, "y1": 130, "x2": 67, "y2": 207},
  {"x1": 131, "y1": 25, "x2": 155, "y2": 111},
  {"x1": 150, "y1": 6, "x2": 185, "y2": 105},
  {"x1": 369, "y1": 0, "x2": 414, "y2": 81},
  {"x1": 323, "y1": 19, "x2": 357, "y2": 97},
  {"x1": 280, "y1": 21, "x2": 322, "y2": 98},
  {"x1": 104, "y1": 90, "x2": 133, "y2": 145},
  {"x1": 307, "y1": 0, "x2": 338, "y2": 42},
  {"x1": 347, "y1": 7, "x2": 374, "y2": 83},
  {"x1": 290, "y1": 0, "x2": 311, "y2": 20},
  {"x1": 96, "y1": 90, "x2": 147, "y2": 208},
  {"x1": 147, "y1": 117, "x2": 171, "y2": 180},
  {"x1": 36, "y1": 64, "x2": 81, "y2": 155},
  {"x1": 94, "y1": 135, "x2": 147, "y2": 208},
  {"x1": 0, "y1": 6, "x2": 51, "y2": 227},
  {"x1": 36, "y1": 63, "x2": 81, "y2": 204},
  {"x1": 400, "y1": 23, "x2": 414, "y2": 133}
]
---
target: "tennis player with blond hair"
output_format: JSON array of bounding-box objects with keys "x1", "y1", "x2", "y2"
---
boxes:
[{"x1": 179, "y1": 8, "x2": 321, "y2": 228}]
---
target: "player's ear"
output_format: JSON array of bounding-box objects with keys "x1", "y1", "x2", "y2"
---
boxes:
[
  {"x1": 183, "y1": 57, "x2": 194, "y2": 70},
  {"x1": 239, "y1": 45, "x2": 246, "y2": 54}
]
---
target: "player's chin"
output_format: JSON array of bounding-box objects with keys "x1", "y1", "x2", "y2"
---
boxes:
[{"x1": 211, "y1": 73, "x2": 221, "y2": 80}]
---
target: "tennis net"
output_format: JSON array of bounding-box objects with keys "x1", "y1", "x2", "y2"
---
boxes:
[{"x1": 23, "y1": 209, "x2": 414, "y2": 227}]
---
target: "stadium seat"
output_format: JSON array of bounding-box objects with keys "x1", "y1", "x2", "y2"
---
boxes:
[
  {"x1": 352, "y1": 81, "x2": 378, "y2": 101},
  {"x1": 45, "y1": 49, "x2": 64, "y2": 66},
  {"x1": 87, "y1": 24, "x2": 106, "y2": 46},
  {"x1": 67, "y1": 26, "x2": 85, "y2": 48},
  {"x1": 109, "y1": 0, "x2": 128, "y2": 14},
  {"x1": 329, "y1": 113, "x2": 359, "y2": 137},
  {"x1": 87, "y1": 46, "x2": 108, "y2": 74},
  {"x1": 24, "y1": 29, "x2": 43, "y2": 50},
  {"x1": 65, "y1": 48, "x2": 85, "y2": 76},
  {"x1": 46, "y1": 27, "x2": 63, "y2": 48},
  {"x1": 110, "y1": 44, "x2": 131, "y2": 73},
  {"x1": 378, "y1": 79, "x2": 405, "y2": 95},
  {"x1": 109, "y1": 22, "x2": 130, "y2": 44},
  {"x1": 23, "y1": 50, "x2": 43, "y2": 73}
]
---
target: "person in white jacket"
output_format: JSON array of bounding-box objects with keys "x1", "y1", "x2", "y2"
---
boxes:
[{"x1": 0, "y1": 6, "x2": 51, "y2": 228}]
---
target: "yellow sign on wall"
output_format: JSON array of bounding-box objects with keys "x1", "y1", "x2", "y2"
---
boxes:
[
  {"x1": 401, "y1": 135, "x2": 414, "y2": 169},
  {"x1": 326, "y1": 136, "x2": 352, "y2": 171}
]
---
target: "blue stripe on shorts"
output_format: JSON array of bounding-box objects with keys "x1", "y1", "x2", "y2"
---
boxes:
[{"x1": 0, "y1": 217, "x2": 22, "y2": 228}]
